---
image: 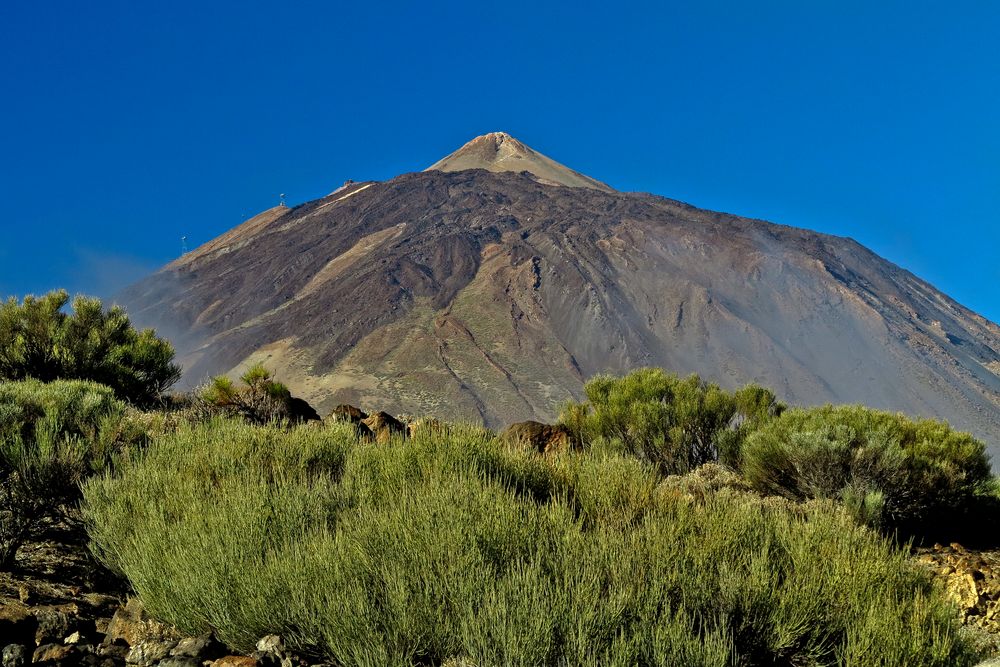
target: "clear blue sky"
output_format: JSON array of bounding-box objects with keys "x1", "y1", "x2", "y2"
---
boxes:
[{"x1": 1, "y1": 1, "x2": 997, "y2": 323}]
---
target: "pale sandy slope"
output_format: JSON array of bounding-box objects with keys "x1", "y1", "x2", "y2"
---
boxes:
[{"x1": 427, "y1": 132, "x2": 613, "y2": 192}]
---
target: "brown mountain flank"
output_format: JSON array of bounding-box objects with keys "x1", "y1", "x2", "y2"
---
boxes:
[{"x1": 116, "y1": 133, "x2": 1000, "y2": 458}]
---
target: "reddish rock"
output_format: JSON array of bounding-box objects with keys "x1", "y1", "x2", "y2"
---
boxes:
[
  {"x1": 327, "y1": 404, "x2": 376, "y2": 440},
  {"x1": 211, "y1": 657, "x2": 258, "y2": 667},
  {"x1": 328, "y1": 404, "x2": 367, "y2": 423},
  {"x1": 502, "y1": 421, "x2": 573, "y2": 453},
  {"x1": 363, "y1": 411, "x2": 406, "y2": 443},
  {"x1": 32, "y1": 643, "x2": 74, "y2": 663}
]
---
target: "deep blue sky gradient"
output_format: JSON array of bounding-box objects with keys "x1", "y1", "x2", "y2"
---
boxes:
[{"x1": 1, "y1": 1, "x2": 997, "y2": 323}]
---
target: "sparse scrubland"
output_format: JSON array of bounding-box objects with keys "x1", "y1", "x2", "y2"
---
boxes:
[
  {"x1": 83, "y1": 418, "x2": 981, "y2": 665},
  {"x1": 564, "y1": 369, "x2": 993, "y2": 539},
  {"x1": 0, "y1": 296, "x2": 998, "y2": 664}
]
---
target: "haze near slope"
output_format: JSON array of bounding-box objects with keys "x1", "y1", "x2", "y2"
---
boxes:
[{"x1": 117, "y1": 133, "x2": 1000, "y2": 458}]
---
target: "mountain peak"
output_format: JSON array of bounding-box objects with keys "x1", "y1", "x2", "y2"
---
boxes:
[{"x1": 426, "y1": 132, "x2": 613, "y2": 191}]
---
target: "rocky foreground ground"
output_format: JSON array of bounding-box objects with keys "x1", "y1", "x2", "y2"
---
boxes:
[
  {"x1": 0, "y1": 521, "x2": 324, "y2": 667},
  {"x1": 916, "y1": 543, "x2": 1000, "y2": 657}
]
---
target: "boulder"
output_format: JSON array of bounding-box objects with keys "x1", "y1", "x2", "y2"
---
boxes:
[
  {"x1": 125, "y1": 639, "x2": 177, "y2": 666},
  {"x1": 78, "y1": 654, "x2": 121, "y2": 667},
  {"x1": 158, "y1": 659, "x2": 201, "y2": 667},
  {"x1": 34, "y1": 606, "x2": 74, "y2": 646},
  {"x1": 286, "y1": 397, "x2": 320, "y2": 423},
  {"x1": 0, "y1": 603, "x2": 35, "y2": 648},
  {"x1": 103, "y1": 598, "x2": 178, "y2": 648},
  {"x1": 31, "y1": 643, "x2": 74, "y2": 664},
  {"x1": 913, "y1": 542, "x2": 1000, "y2": 636},
  {"x1": 947, "y1": 571, "x2": 983, "y2": 613},
  {"x1": 327, "y1": 404, "x2": 383, "y2": 440},
  {"x1": 353, "y1": 421, "x2": 376, "y2": 441},
  {"x1": 254, "y1": 635, "x2": 284, "y2": 655},
  {"x1": 362, "y1": 411, "x2": 406, "y2": 443},
  {"x1": 1, "y1": 644, "x2": 27, "y2": 667},
  {"x1": 327, "y1": 405, "x2": 367, "y2": 423},
  {"x1": 501, "y1": 421, "x2": 572, "y2": 453},
  {"x1": 97, "y1": 642, "x2": 129, "y2": 661},
  {"x1": 170, "y1": 633, "x2": 226, "y2": 661}
]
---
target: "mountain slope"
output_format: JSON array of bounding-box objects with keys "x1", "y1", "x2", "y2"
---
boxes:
[
  {"x1": 117, "y1": 134, "x2": 1000, "y2": 456},
  {"x1": 427, "y1": 131, "x2": 612, "y2": 191}
]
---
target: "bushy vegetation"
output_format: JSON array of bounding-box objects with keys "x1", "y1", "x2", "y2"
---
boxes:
[
  {"x1": 199, "y1": 363, "x2": 316, "y2": 424},
  {"x1": 558, "y1": 369, "x2": 995, "y2": 540},
  {"x1": 0, "y1": 379, "x2": 145, "y2": 568},
  {"x1": 0, "y1": 284, "x2": 984, "y2": 667},
  {"x1": 739, "y1": 404, "x2": 993, "y2": 530},
  {"x1": 0, "y1": 290, "x2": 180, "y2": 407},
  {"x1": 561, "y1": 368, "x2": 783, "y2": 474},
  {"x1": 83, "y1": 419, "x2": 980, "y2": 665}
]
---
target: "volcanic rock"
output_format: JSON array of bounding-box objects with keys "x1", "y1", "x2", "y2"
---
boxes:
[
  {"x1": 362, "y1": 411, "x2": 406, "y2": 443},
  {"x1": 328, "y1": 405, "x2": 366, "y2": 423},
  {"x1": 116, "y1": 133, "x2": 1000, "y2": 458},
  {"x1": 502, "y1": 420, "x2": 573, "y2": 453}
]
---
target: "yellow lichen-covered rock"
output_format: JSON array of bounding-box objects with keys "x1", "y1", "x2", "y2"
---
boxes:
[{"x1": 947, "y1": 572, "x2": 982, "y2": 612}]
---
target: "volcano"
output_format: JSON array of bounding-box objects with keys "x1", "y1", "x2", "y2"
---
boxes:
[
  {"x1": 117, "y1": 132, "x2": 1000, "y2": 455},
  {"x1": 427, "y1": 131, "x2": 613, "y2": 191}
]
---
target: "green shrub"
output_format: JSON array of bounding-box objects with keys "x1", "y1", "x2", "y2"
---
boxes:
[
  {"x1": 0, "y1": 290, "x2": 181, "y2": 407},
  {"x1": 740, "y1": 404, "x2": 992, "y2": 530},
  {"x1": 84, "y1": 419, "x2": 978, "y2": 665},
  {"x1": 0, "y1": 379, "x2": 145, "y2": 568},
  {"x1": 199, "y1": 363, "x2": 314, "y2": 424},
  {"x1": 561, "y1": 368, "x2": 782, "y2": 474}
]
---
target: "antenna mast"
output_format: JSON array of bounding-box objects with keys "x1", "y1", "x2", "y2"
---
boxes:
[
  {"x1": 279, "y1": 193, "x2": 287, "y2": 207},
  {"x1": 181, "y1": 236, "x2": 188, "y2": 255}
]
